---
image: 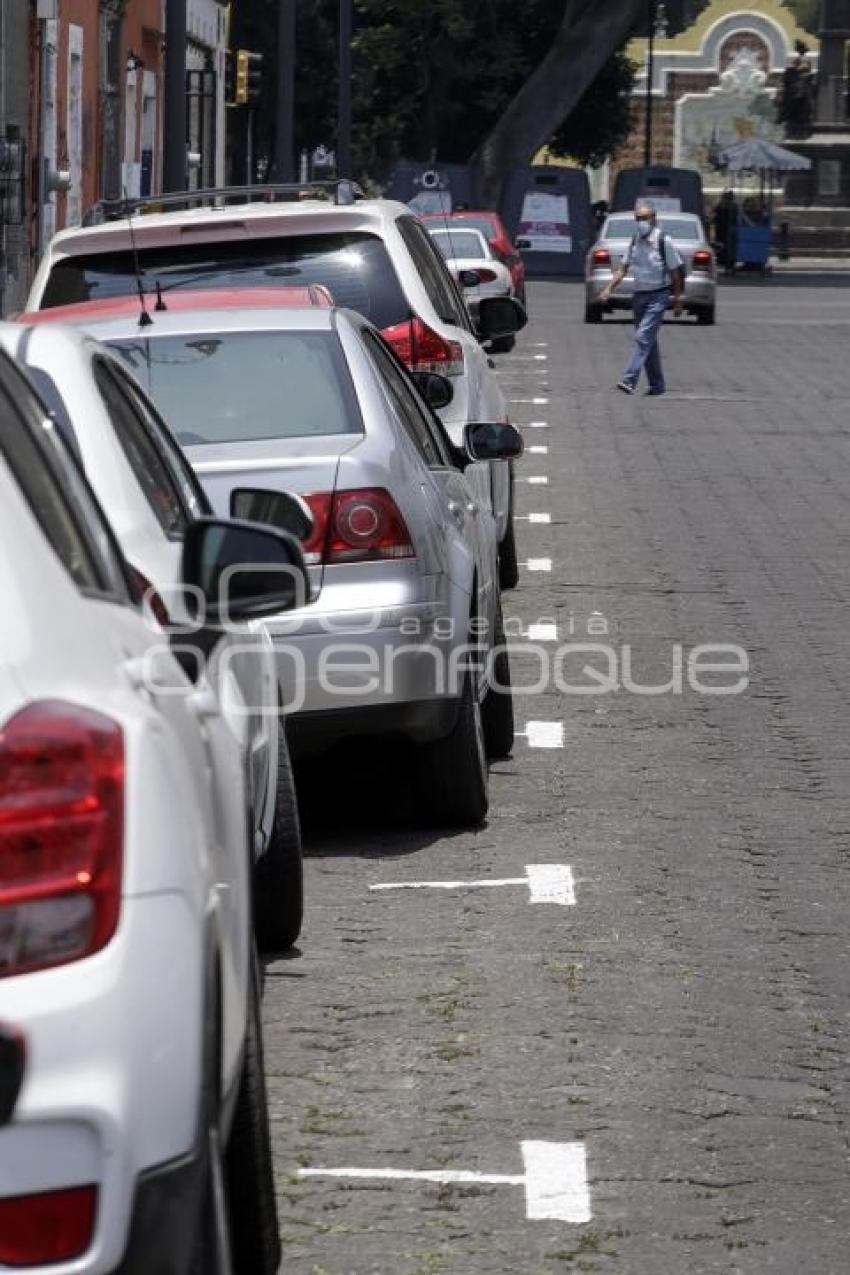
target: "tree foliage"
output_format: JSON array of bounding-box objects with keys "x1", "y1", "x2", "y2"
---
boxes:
[{"x1": 233, "y1": 0, "x2": 640, "y2": 184}]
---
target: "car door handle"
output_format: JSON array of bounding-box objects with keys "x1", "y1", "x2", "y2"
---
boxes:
[
  {"x1": 188, "y1": 685, "x2": 220, "y2": 720},
  {"x1": 447, "y1": 500, "x2": 466, "y2": 527}
]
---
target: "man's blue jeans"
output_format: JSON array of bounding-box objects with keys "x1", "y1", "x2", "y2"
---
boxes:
[{"x1": 622, "y1": 287, "x2": 669, "y2": 393}]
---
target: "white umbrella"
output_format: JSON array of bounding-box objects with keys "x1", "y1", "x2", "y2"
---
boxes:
[{"x1": 719, "y1": 138, "x2": 812, "y2": 171}]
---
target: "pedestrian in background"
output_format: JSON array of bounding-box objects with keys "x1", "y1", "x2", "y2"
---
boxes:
[
  {"x1": 599, "y1": 199, "x2": 684, "y2": 397},
  {"x1": 712, "y1": 189, "x2": 739, "y2": 273}
]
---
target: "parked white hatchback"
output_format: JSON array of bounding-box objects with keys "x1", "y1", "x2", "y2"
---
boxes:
[
  {"x1": 25, "y1": 181, "x2": 526, "y2": 588},
  {"x1": 0, "y1": 322, "x2": 304, "y2": 952},
  {"x1": 0, "y1": 347, "x2": 305, "y2": 1272}
]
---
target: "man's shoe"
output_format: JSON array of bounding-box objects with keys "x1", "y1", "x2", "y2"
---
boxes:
[
  {"x1": 616, "y1": 380, "x2": 635, "y2": 395},
  {"x1": 645, "y1": 387, "x2": 666, "y2": 396}
]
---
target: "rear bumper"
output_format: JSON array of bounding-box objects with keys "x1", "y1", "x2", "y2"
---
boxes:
[
  {"x1": 586, "y1": 272, "x2": 716, "y2": 311},
  {"x1": 288, "y1": 696, "x2": 460, "y2": 757},
  {"x1": 110, "y1": 1150, "x2": 203, "y2": 1275}
]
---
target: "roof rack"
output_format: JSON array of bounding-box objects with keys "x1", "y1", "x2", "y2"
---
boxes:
[{"x1": 82, "y1": 179, "x2": 367, "y2": 226}]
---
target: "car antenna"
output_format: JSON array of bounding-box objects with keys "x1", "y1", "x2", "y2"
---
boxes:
[{"x1": 124, "y1": 191, "x2": 153, "y2": 328}]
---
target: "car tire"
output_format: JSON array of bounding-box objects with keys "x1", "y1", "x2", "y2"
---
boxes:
[
  {"x1": 254, "y1": 728, "x2": 303, "y2": 953},
  {"x1": 696, "y1": 306, "x2": 716, "y2": 325},
  {"x1": 189, "y1": 982, "x2": 233, "y2": 1275},
  {"x1": 498, "y1": 497, "x2": 519, "y2": 592},
  {"x1": 225, "y1": 953, "x2": 281, "y2": 1275},
  {"x1": 482, "y1": 604, "x2": 514, "y2": 759},
  {"x1": 584, "y1": 303, "x2": 603, "y2": 324},
  {"x1": 490, "y1": 333, "x2": 515, "y2": 354},
  {"x1": 416, "y1": 673, "x2": 488, "y2": 828}
]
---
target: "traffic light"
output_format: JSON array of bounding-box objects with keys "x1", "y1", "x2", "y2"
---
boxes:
[{"x1": 235, "y1": 49, "x2": 263, "y2": 107}]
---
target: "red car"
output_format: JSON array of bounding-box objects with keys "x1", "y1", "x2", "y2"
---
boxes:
[
  {"x1": 421, "y1": 211, "x2": 526, "y2": 306},
  {"x1": 18, "y1": 283, "x2": 334, "y2": 325}
]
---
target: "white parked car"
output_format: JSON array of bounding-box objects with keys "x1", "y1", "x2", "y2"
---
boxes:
[
  {"x1": 0, "y1": 346, "x2": 307, "y2": 1272},
  {"x1": 0, "y1": 321, "x2": 304, "y2": 952},
  {"x1": 25, "y1": 181, "x2": 526, "y2": 588},
  {"x1": 426, "y1": 225, "x2": 515, "y2": 350}
]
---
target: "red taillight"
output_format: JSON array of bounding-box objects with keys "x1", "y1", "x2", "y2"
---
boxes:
[
  {"x1": 468, "y1": 268, "x2": 498, "y2": 284},
  {"x1": 0, "y1": 703, "x2": 124, "y2": 979},
  {"x1": 0, "y1": 1185, "x2": 98, "y2": 1265},
  {"x1": 692, "y1": 249, "x2": 713, "y2": 269},
  {"x1": 591, "y1": 247, "x2": 611, "y2": 267},
  {"x1": 127, "y1": 565, "x2": 170, "y2": 628},
  {"x1": 303, "y1": 489, "x2": 414, "y2": 564},
  {"x1": 381, "y1": 317, "x2": 465, "y2": 377}
]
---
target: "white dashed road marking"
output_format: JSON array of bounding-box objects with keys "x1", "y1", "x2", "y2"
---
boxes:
[
  {"x1": 509, "y1": 397, "x2": 550, "y2": 405},
  {"x1": 298, "y1": 1140, "x2": 591, "y2": 1224},
  {"x1": 525, "y1": 475, "x2": 549, "y2": 485},
  {"x1": 526, "y1": 622, "x2": 558, "y2": 641},
  {"x1": 369, "y1": 864, "x2": 575, "y2": 907},
  {"x1": 518, "y1": 721, "x2": 565, "y2": 749},
  {"x1": 524, "y1": 512, "x2": 551, "y2": 524},
  {"x1": 525, "y1": 420, "x2": 549, "y2": 428},
  {"x1": 528, "y1": 444, "x2": 549, "y2": 455},
  {"x1": 524, "y1": 557, "x2": 552, "y2": 572}
]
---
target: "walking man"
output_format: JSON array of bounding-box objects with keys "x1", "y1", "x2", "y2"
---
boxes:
[{"x1": 600, "y1": 200, "x2": 684, "y2": 396}]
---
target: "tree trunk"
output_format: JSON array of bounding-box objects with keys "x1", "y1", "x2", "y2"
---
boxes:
[{"x1": 469, "y1": 0, "x2": 646, "y2": 206}]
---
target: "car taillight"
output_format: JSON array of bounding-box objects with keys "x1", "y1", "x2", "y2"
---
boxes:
[
  {"x1": 692, "y1": 249, "x2": 713, "y2": 269},
  {"x1": 0, "y1": 1186, "x2": 98, "y2": 1265},
  {"x1": 591, "y1": 248, "x2": 611, "y2": 266},
  {"x1": 303, "y1": 489, "x2": 414, "y2": 564},
  {"x1": 0, "y1": 702, "x2": 124, "y2": 979},
  {"x1": 127, "y1": 564, "x2": 170, "y2": 628},
  {"x1": 381, "y1": 317, "x2": 465, "y2": 377},
  {"x1": 472, "y1": 268, "x2": 498, "y2": 284}
]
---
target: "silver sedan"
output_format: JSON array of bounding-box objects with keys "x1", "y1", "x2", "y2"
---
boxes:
[{"x1": 585, "y1": 211, "x2": 717, "y2": 325}]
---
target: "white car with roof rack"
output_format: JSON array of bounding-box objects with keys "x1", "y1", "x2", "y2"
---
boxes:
[{"x1": 26, "y1": 180, "x2": 527, "y2": 590}]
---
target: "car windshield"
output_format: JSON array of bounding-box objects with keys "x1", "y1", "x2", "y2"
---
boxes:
[
  {"x1": 41, "y1": 233, "x2": 411, "y2": 329},
  {"x1": 429, "y1": 230, "x2": 487, "y2": 261},
  {"x1": 106, "y1": 329, "x2": 362, "y2": 446},
  {"x1": 604, "y1": 215, "x2": 701, "y2": 241}
]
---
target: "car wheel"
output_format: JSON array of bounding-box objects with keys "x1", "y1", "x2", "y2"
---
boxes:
[
  {"x1": 225, "y1": 952, "x2": 281, "y2": 1275},
  {"x1": 696, "y1": 306, "x2": 716, "y2": 325},
  {"x1": 498, "y1": 503, "x2": 519, "y2": 592},
  {"x1": 482, "y1": 603, "x2": 514, "y2": 759},
  {"x1": 490, "y1": 333, "x2": 515, "y2": 354},
  {"x1": 416, "y1": 673, "x2": 488, "y2": 828},
  {"x1": 254, "y1": 727, "x2": 303, "y2": 953},
  {"x1": 584, "y1": 302, "x2": 603, "y2": 323}
]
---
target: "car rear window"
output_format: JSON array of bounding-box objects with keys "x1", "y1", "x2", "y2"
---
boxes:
[
  {"x1": 604, "y1": 216, "x2": 701, "y2": 241},
  {"x1": 429, "y1": 230, "x2": 487, "y2": 261},
  {"x1": 107, "y1": 329, "x2": 362, "y2": 446},
  {"x1": 440, "y1": 215, "x2": 495, "y2": 241},
  {"x1": 41, "y1": 233, "x2": 411, "y2": 329}
]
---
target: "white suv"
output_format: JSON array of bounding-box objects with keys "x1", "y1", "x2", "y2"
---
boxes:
[
  {"x1": 26, "y1": 182, "x2": 526, "y2": 588},
  {"x1": 0, "y1": 348, "x2": 305, "y2": 1273}
]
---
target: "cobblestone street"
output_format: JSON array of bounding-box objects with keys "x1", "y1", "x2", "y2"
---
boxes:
[{"x1": 266, "y1": 274, "x2": 850, "y2": 1275}]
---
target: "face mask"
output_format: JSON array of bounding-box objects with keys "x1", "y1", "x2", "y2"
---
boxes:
[{"x1": 637, "y1": 220, "x2": 653, "y2": 238}]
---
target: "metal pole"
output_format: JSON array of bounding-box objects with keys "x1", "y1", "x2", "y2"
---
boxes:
[
  {"x1": 644, "y1": 0, "x2": 656, "y2": 168},
  {"x1": 337, "y1": 0, "x2": 352, "y2": 177},
  {"x1": 276, "y1": 0, "x2": 296, "y2": 181},
  {"x1": 163, "y1": 0, "x2": 187, "y2": 191}
]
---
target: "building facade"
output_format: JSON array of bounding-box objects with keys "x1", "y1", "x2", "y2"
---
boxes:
[
  {"x1": 615, "y1": 0, "x2": 818, "y2": 193},
  {"x1": 0, "y1": 0, "x2": 227, "y2": 316}
]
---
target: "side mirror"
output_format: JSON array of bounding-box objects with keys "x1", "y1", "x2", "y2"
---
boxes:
[
  {"x1": 458, "y1": 269, "x2": 481, "y2": 288},
  {"x1": 516, "y1": 237, "x2": 532, "y2": 250},
  {"x1": 410, "y1": 370, "x2": 454, "y2": 411},
  {"x1": 477, "y1": 295, "x2": 527, "y2": 342},
  {"x1": 464, "y1": 421, "x2": 524, "y2": 464},
  {"x1": 182, "y1": 518, "x2": 309, "y2": 625},
  {"x1": 0, "y1": 1028, "x2": 25, "y2": 1125},
  {"x1": 230, "y1": 487, "x2": 314, "y2": 543}
]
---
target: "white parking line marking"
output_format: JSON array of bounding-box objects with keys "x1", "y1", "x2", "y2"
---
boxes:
[
  {"x1": 519, "y1": 721, "x2": 565, "y2": 749},
  {"x1": 528, "y1": 445, "x2": 549, "y2": 455},
  {"x1": 526, "y1": 622, "x2": 558, "y2": 641},
  {"x1": 369, "y1": 865, "x2": 575, "y2": 906},
  {"x1": 524, "y1": 558, "x2": 552, "y2": 572},
  {"x1": 509, "y1": 397, "x2": 550, "y2": 405},
  {"x1": 522, "y1": 1141, "x2": 591, "y2": 1223},
  {"x1": 298, "y1": 1140, "x2": 591, "y2": 1224},
  {"x1": 534, "y1": 354, "x2": 548, "y2": 361},
  {"x1": 527, "y1": 512, "x2": 551, "y2": 523},
  {"x1": 526, "y1": 420, "x2": 549, "y2": 429},
  {"x1": 525, "y1": 475, "x2": 549, "y2": 485}
]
